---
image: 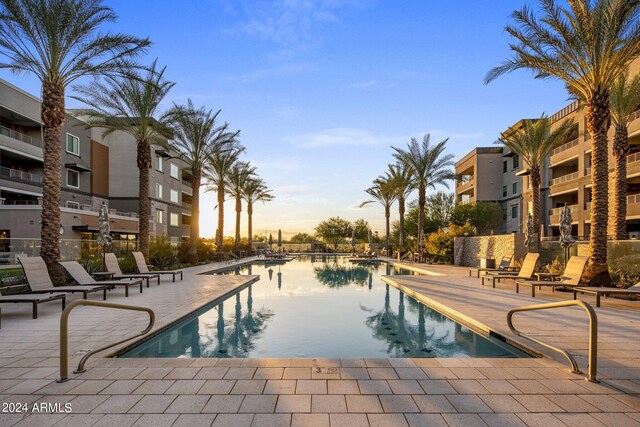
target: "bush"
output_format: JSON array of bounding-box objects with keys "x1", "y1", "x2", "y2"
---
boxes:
[
  {"x1": 149, "y1": 236, "x2": 179, "y2": 270},
  {"x1": 177, "y1": 238, "x2": 217, "y2": 264},
  {"x1": 609, "y1": 253, "x2": 640, "y2": 287},
  {"x1": 424, "y1": 223, "x2": 476, "y2": 264},
  {"x1": 78, "y1": 247, "x2": 105, "y2": 273},
  {"x1": 119, "y1": 251, "x2": 137, "y2": 274}
]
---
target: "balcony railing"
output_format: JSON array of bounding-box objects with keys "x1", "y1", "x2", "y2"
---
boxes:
[
  {"x1": 0, "y1": 199, "x2": 40, "y2": 205},
  {"x1": 585, "y1": 167, "x2": 591, "y2": 176},
  {"x1": 628, "y1": 194, "x2": 640, "y2": 204},
  {"x1": 550, "y1": 100, "x2": 580, "y2": 123},
  {"x1": 0, "y1": 124, "x2": 41, "y2": 148},
  {"x1": 458, "y1": 197, "x2": 475, "y2": 205},
  {"x1": 628, "y1": 109, "x2": 640, "y2": 122},
  {"x1": 585, "y1": 202, "x2": 592, "y2": 211},
  {"x1": 551, "y1": 137, "x2": 579, "y2": 156},
  {"x1": 549, "y1": 204, "x2": 578, "y2": 216},
  {"x1": 0, "y1": 166, "x2": 43, "y2": 184},
  {"x1": 182, "y1": 202, "x2": 192, "y2": 210},
  {"x1": 457, "y1": 176, "x2": 474, "y2": 187},
  {"x1": 627, "y1": 152, "x2": 640, "y2": 164},
  {"x1": 63, "y1": 203, "x2": 139, "y2": 218},
  {"x1": 550, "y1": 171, "x2": 579, "y2": 186}
]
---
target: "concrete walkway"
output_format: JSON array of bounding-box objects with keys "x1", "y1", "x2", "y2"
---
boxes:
[{"x1": 0, "y1": 258, "x2": 638, "y2": 427}]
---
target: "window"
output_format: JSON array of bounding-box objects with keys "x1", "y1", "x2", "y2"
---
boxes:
[
  {"x1": 66, "y1": 134, "x2": 79, "y2": 155},
  {"x1": 156, "y1": 183, "x2": 163, "y2": 199},
  {"x1": 66, "y1": 169, "x2": 79, "y2": 188},
  {"x1": 66, "y1": 201, "x2": 80, "y2": 209},
  {"x1": 511, "y1": 204, "x2": 518, "y2": 219},
  {"x1": 503, "y1": 161, "x2": 507, "y2": 173},
  {"x1": 513, "y1": 182, "x2": 518, "y2": 194},
  {"x1": 502, "y1": 185, "x2": 507, "y2": 198},
  {"x1": 170, "y1": 189, "x2": 179, "y2": 203},
  {"x1": 170, "y1": 213, "x2": 179, "y2": 226},
  {"x1": 512, "y1": 156, "x2": 519, "y2": 169},
  {"x1": 170, "y1": 163, "x2": 180, "y2": 179},
  {"x1": 156, "y1": 209, "x2": 163, "y2": 224},
  {"x1": 156, "y1": 156, "x2": 163, "y2": 172}
]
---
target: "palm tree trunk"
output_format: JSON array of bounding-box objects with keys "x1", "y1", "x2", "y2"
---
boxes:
[
  {"x1": 137, "y1": 140, "x2": 151, "y2": 259},
  {"x1": 235, "y1": 195, "x2": 241, "y2": 252},
  {"x1": 612, "y1": 124, "x2": 629, "y2": 241},
  {"x1": 188, "y1": 170, "x2": 201, "y2": 264},
  {"x1": 583, "y1": 91, "x2": 612, "y2": 286},
  {"x1": 530, "y1": 167, "x2": 541, "y2": 253},
  {"x1": 385, "y1": 205, "x2": 391, "y2": 254},
  {"x1": 216, "y1": 184, "x2": 224, "y2": 252},
  {"x1": 247, "y1": 202, "x2": 253, "y2": 255},
  {"x1": 398, "y1": 196, "x2": 405, "y2": 248},
  {"x1": 418, "y1": 183, "x2": 426, "y2": 251},
  {"x1": 40, "y1": 79, "x2": 65, "y2": 281}
]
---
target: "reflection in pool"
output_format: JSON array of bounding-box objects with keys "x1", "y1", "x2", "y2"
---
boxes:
[{"x1": 121, "y1": 256, "x2": 530, "y2": 358}]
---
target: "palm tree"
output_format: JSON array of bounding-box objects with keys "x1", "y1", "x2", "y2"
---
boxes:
[
  {"x1": 360, "y1": 176, "x2": 398, "y2": 254},
  {"x1": 499, "y1": 116, "x2": 573, "y2": 251},
  {"x1": 386, "y1": 163, "x2": 413, "y2": 249},
  {"x1": 610, "y1": 72, "x2": 640, "y2": 240},
  {"x1": 392, "y1": 134, "x2": 455, "y2": 252},
  {"x1": 225, "y1": 162, "x2": 256, "y2": 252},
  {"x1": 485, "y1": 0, "x2": 640, "y2": 285},
  {"x1": 0, "y1": 0, "x2": 149, "y2": 276},
  {"x1": 74, "y1": 61, "x2": 174, "y2": 259},
  {"x1": 168, "y1": 100, "x2": 237, "y2": 263},
  {"x1": 206, "y1": 140, "x2": 243, "y2": 251},
  {"x1": 242, "y1": 177, "x2": 273, "y2": 253}
]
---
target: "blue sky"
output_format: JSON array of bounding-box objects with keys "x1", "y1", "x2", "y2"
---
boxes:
[{"x1": 1, "y1": 0, "x2": 571, "y2": 238}]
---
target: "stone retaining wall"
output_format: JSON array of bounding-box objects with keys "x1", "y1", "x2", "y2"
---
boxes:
[{"x1": 454, "y1": 233, "x2": 527, "y2": 267}]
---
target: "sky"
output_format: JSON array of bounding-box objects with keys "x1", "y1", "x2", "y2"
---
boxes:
[{"x1": 0, "y1": 0, "x2": 572, "y2": 239}]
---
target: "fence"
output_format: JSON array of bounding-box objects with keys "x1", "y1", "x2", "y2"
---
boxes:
[{"x1": 0, "y1": 239, "x2": 138, "y2": 266}]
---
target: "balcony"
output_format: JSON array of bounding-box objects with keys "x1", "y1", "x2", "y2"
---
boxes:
[
  {"x1": 182, "y1": 202, "x2": 192, "y2": 210},
  {"x1": 551, "y1": 138, "x2": 579, "y2": 156},
  {"x1": 550, "y1": 137, "x2": 580, "y2": 165},
  {"x1": 0, "y1": 166, "x2": 43, "y2": 185},
  {"x1": 550, "y1": 171, "x2": 579, "y2": 186},
  {"x1": 181, "y1": 181, "x2": 193, "y2": 195},
  {"x1": 456, "y1": 177, "x2": 474, "y2": 195},
  {"x1": 549, "y1": 204, "x2": 579, "y2": 225},
  {"x1": 458, "y1": 197, "x2": 475, "y2": 205},
  {"x1": 627, "y1": 194, "x2": 640, "y2": 217},
  {"x1": 0, "y1": 124, "x2": 41, "y2": 148},
  {"x1": 63, "y1": 203, "x2": 139, "y2": 219}
]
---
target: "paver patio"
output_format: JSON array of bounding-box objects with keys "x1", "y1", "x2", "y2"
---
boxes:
[{"x1": 0, "y1": 257, "x2": 638, "y2": 426}]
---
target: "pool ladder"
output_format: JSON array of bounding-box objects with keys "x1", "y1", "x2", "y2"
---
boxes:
[
  {"x1": 58, "y1": 299, "x2": 155, "y2": 382},
  {"x1": 507, "y1": 300, "x2": 598, "y2": 382}
]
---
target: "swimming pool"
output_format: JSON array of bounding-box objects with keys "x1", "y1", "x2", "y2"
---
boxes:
[{"x1": 120, "y1": 256, "x2": 530, "y2": 359}]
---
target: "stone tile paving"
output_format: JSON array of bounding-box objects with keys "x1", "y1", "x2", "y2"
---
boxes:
[{"x1": 0, "y1": 258, "x2": 638, "y2": 426}]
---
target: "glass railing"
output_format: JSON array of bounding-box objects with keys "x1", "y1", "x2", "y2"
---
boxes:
[
  {"x1": 0, "y1": 124, "x2": 41, "y2": 148},
  {"x1": 456, "y1": 176, "x2": 474, "y2": 187},
  {"x1": 628, "y1": 194, "x2": 640, "y2": 204},
  {"x1": 63, "y1": 203, "x2": 139, "y2": 218},
  {"x1": 627, "y1": 152, "x2": 640, "y2": 164},
  {"x1": 0, "y1": 166, "x2": 43, "y2": 184}
]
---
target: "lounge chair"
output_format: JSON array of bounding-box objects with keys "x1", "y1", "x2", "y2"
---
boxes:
[
  {"x1": 469, "y1": 253, "x2": 515, "y2": 278},
  {"x1": 481, "y1": 253, "x2": 540, "y2": 288},
  {"x1": 0, "y1": 293, "x2": 66, "y2": 324},
  {"x1": 132, "y1": 252, "x2": 183, "y2": 282},
  {"x1": 516, "y1": 256, "x2": 589, "y2": 297},
  {"x1": 104, "y1": 253, "x2": 160, "y2": 287},
  {"x1": 17, "y1": 256, "x2": 111, "y2": 300},
  {"x1": 60, "y1": 261, "x2": 144, "y2": 297},
  {"x1": 573, "y1": 282, "x2": 640, "y2": 307}
]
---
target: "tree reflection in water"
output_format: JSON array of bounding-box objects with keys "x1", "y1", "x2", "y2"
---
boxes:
[{"x1": 313, "y1": 261, "x2": 376, "y2": 288}]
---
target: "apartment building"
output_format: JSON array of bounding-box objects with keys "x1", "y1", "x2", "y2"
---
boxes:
[
  {"x1": 0, "y1": 78, "x2": 192, "y2": 245},
  {"x1": 455, "y1": 146, "x2": 524, "y2": 233},
  {"x1": 456, "y1": 57, "x2": 640, "y2": 239}
]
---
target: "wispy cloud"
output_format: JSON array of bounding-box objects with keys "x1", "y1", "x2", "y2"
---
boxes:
[
  {"x1": 348, "y1": 80, "x2": 396, "y2": 89},
  {"x1": 293, "y1": 127, "x2": 399, "y2": 149},
  {"x1": 227, "y1": 62, "x2": 317, "y2": 82}
]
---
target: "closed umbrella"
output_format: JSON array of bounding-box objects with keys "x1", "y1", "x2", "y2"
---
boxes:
[
  {"x1": 277, "y1": 229, "x2": 282, "y2": 252},
  {"x1": 368, "y1": 228, "x2": 373, "y2": 253},
  {"x1": 96, "y1": 202, "x2": 112, "y2": 269},
  {"x1": 351, "y1": 229, "x2": 355, "y2": 253},
  {"x1": 268, "y1": 233, "x2": 273, "y2": 251}
]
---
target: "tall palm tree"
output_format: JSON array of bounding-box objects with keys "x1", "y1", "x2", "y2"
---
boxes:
[
  {"x1": 0, "y1": 0, "x2": 149, "y2": 276},
  {"x1": 206, "y1": 139, "x2": 243, "y2": 251},
  {"x1": 499, "y1": 116, "x2": 573, "y2": 251},
  {"x1": 74, "y1": 61, "x2": 174, "y2": 259},
  {"x1": 168, "y1": 100, "x2": 237, "y2": 263},
  {"x1": 225, "y1": 162, "x2": 256, "y2": 252},
  {"x1": 485, "y1": 0, "x2": 640, "y2": 285},
  {"x1": 392, "y1": 134, "x2": 455, "y2": 252},
  {"x1": 360, "y1": 176, "x2": 398, "y2": 253},
  {"x1": 610, "y1": 71, "x2": 640, "y2": 240},
  {"x1": 386, "y1": 163, "x2": 413, "y2": 249},
  {"x1": 242, "y1": 177, "x2": 273, "y2": 253}
]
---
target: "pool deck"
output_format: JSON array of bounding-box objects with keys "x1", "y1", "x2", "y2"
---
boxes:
[{"x1": 0, "y1": 257, "x2": 638, "y2": 427}]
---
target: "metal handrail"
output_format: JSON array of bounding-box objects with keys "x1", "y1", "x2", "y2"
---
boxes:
[
  {"x1": 58, "y1": 299, "x2": 155, "y2": 382},
  {"x1": 507, "y1": 300, "x2": 598, "y2": 382}
]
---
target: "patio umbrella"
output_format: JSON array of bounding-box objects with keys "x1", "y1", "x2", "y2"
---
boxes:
[
  {"x1": 368, "y1": 228, "x2": 373, "y2": 253},
  {"x1": 268, "y1": 233, "x2": 273, "y2": 251},
  {"x1": 96, "y1": 202, "x2": 113, "y2": 269},
  {"x1": 351, "y1": 229, "x2": 356, "y2": 252},
  {"x1": 277, "y1": 269, "x2": 282, "y2": 290},
  {"x1": 268, "y1": 267, "x2": 273, "y2": 281},
  {"x1": 277, "y1": 229, "x2": 282, "y2": 252}
]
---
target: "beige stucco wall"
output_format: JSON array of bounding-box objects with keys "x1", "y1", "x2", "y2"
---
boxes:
[{"x1": 454, "y1": 233, "x2": 527, "y2": 267}]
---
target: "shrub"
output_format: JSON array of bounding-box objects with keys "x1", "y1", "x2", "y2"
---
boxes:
[
  {"x1": 609, "y1": 253, "x2": 640, "y2": 287},
  {"x1": 177, "y1": 238, "x2": 217, "y2": 264},
  {"x1": 119, "y1": 251, "x2": 137, "y2": 273},
  {"x1": 149, "y1": 236, "x2": 179, "y2": 270},
  {"x1": 78, "y1": 247, "x2": 105, "y2": 273},
  {"x1": 424, "y1": 223, "x2": 476, "y2": 264}
]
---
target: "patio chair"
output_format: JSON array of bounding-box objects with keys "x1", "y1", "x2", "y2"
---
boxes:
[
  {"x1": 59, "y1": 261, "x2": 144, "y2": 297},
  {"x1": 104, "y1": 253, "x2": 160, "y2": 287},
  {"x1": 515, "y1": 256, "x2": 589, "y2": 297},
  {"x1": 17, "y1": 256, "x2": 111, "y2": 300},
  {"x1": 481, "y1": 253, "x2": 540, "y2": 288},
  {"x1": 132, "y1": 252, "x2": 183, "y2": 282},
  {"x1": 573, "y1": 282, "x2": 640, "y2": 307},
  {"x1": 0, "y1": 293, "x2": 66, "y2": 323},
  {"x1": 469, "y1": 253, "x2": 515, "y2": 278}
]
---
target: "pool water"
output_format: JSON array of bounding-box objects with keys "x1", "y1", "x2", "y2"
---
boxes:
[{"x1": 120, "y1": 256, "x2": 530, "y2": 359}]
